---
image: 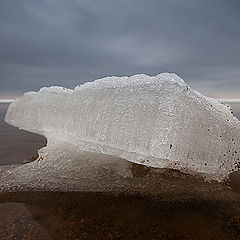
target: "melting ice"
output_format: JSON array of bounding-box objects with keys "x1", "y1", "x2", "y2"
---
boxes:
[{"x1": 1, "y1": 73, "x2": 240, "y2": 192}]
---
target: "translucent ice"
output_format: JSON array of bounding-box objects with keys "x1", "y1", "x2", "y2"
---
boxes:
[{"x1": 4, "y1": 73, "x2": 240, "y2": 184}]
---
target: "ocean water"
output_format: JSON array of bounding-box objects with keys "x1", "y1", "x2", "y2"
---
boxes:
[
  {"x1": 229, "y1": 102, "x2": 240, "y2": 119},
  {"x1": 1, "y1": 102, "x2": 240, "y2": 239},
  {"x1": 0, "y1": 103, "x2": 46, "y2": 165}
]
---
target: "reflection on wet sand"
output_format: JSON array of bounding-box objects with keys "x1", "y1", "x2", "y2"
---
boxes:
[
  {"x1": 0, "y1": 191, "x2": 240, "y2": 240},
  {"x1": 0, "y1": 202, "x2": 49, "y2": 240}
]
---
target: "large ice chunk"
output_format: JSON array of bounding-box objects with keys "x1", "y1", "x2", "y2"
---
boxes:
[{"x1": 4, "y1": 73, "x2": 240, "y2": 182}]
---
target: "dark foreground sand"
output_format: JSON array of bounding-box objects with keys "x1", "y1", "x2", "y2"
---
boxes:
[{"x1": 0, "y1": 191, "x2": 240, "y2": 240}]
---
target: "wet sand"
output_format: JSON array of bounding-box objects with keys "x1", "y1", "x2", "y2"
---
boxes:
[
  {"x1": 1, "y1": 103, "x2": 240, "y2": 239},
  {"x1": 0, "y1": 191, "x2": 240, "y2": 240}
]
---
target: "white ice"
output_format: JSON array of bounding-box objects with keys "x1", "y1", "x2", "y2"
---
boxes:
[{"x1": 3, "y1": 73, "x2": 240, "y2": 185}]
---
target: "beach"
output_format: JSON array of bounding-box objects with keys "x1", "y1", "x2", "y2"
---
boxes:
[{"x1": 1, "y1": 103, "x2": 240, "y2": 239}]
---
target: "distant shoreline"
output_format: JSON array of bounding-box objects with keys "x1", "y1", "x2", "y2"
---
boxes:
[
  {"x1": 2, "y1": 99, "x2": 240, "y2": 103},
  {"x1": 0, "y1": 100, "x2": 14, "y2": 103},
  {"x1": 218, "y1": 99, "x2": 240, "y2": 103}
]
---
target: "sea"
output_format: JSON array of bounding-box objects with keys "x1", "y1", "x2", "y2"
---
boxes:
[{"x1": 0, "y1": 102, "x2": 240, "y2": 240}]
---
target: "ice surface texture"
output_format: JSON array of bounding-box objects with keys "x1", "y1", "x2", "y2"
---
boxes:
[{"x1": 4, "y1": 73, "x2": 240, "y2": 182}]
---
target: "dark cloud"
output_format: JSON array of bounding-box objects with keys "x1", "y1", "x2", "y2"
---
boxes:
[{"x1": 0, "y1": 0, "x2": 240, "y2": 97}]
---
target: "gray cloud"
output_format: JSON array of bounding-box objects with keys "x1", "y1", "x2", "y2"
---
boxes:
[{"x1": 0, "y1": 0, "x2": 240, "y2": 97}]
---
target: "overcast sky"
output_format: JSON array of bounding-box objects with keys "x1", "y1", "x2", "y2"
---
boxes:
[{"x1": 0, "y1": 0, "x2": 240, "y2": 98}]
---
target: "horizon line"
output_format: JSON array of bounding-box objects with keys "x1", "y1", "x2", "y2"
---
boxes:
[
  {"x1": 0, "y1": 99, "x2": 14, "y2": 103},
  {"x1": 217, "y1": 99, "x2": 240, "y2": 103},
  {"x1": 1, "y1": 99, "x2": 240, "y2": 104}
]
